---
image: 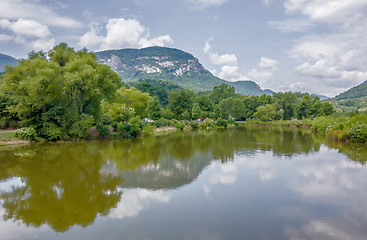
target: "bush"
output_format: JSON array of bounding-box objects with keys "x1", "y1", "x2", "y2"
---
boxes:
[
  {"x1": 142, "y1": 125, "x2": 155, "y2": 136},
  {"x1": 15, "y1": 127, "x2": 38, "y2": 141},
  {"x1": 215, "y1": 118, "x2": 228, "y2": 128},
  {"x1": 68, "y1": 114, "x2": 94, "y2": 139},
  {"x1": 43, "y1": 122, "x2": 63, "y2": 141},
  {"x1": 347, "y1": 125, "x2": 367, "y2": 143},
  {"x1": 97, "y1": 124, "x2": 110, "y2": 136},
  {"x1": 155, "y1": 118, "x2": 168, "y2": 128},
  {"x1": 200, "y1": 118, "x2": 214, "y2": 130},
  {"x1": 190, "y1": 120, "x2": 199, "y2": 129},
  {"x1": 174, "y1": 121, "x2": 185, "y2": 131}
]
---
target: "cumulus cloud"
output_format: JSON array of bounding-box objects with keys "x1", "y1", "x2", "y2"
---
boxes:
[
  {"x1": 0, "y1": 19, "x2": 51, "y2": 39},
  {"x1": 246, "y1": 57, "x2": 280, "y2": 87},
  {"x1": 0, "y1": 18, "x2": 55, "y2": 52},
  {"x1": 187, "y1": 0, "x2": 227, "y2": 10},
  {"x1": 284, "y1": 0, "x2": 367, "y2": 25},
  {"x1": 0, "y1": 0, "x2": 82, "y2": 28},
  {"x1": 259, "y1": 57, "x2": 279, "y2": 70},
  {"x1": 80, "y1": 18, "x2": 173, "y2": 51},
  {"x1": 203, "y1": 37, "x2": 248, "y2": 81},
  {"x1": 269, "y1": 0, "x2": 367, "y2": 96}
]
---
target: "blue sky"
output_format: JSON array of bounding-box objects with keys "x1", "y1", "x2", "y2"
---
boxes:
[{"x1": 1, "y1": 0, "x2": 367, "y2": 97}]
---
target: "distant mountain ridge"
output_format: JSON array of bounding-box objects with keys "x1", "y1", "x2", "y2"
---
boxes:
[
  {"x1": 95, "y1": 46, "x2": 272, "y2": 96},
  {"x1": 329, "y1": 80, "x2": 367, "y2": 112},
  {"x1": 332, "y1": 80, "x2": 367, "y2": 100},
  {"x1": 0, "y1": 53, "x2": 18, "y2": 72}
]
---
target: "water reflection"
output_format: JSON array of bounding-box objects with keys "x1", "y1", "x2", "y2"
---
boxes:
[{"x1": 0, "y1": 126, "x2": 366, "y2": 238}]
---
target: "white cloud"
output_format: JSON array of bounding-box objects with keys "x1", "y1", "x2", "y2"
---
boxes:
[
  {"x1": 269, "y1": 0, "x2": 367, "y2": 96},
  {"x1": 218, "y1": 65, "x2": 248, "y2": 81},
  {"x1": 284, "y1": 0, "x2": 367, "y2": 25},
  {"x1": 259, "y1": 57, "x2": 279, "y2": 70},
  {"x1": 80, "y1": 18, "x2": 173, "y2": 51},
  {"x1": 268, "y1": 18, "x2": 314, "y2": 32},
  {"x1": 0, "y1": 19, "x2": 51, "y2": 39},
  {"x1": 0, "y1": 0, "x2": 82, "y2": 28},
  {"x1": 246, "y1": 57, "x2": 280, "y2": 87},
  {"x1": 203, "y1": 37, "x2": 248, "y2": 81},
  {"x1": 209, "y1": 52, "x2": 238, "y2": 66},
  {"x1": 0, "y1": 18, "x2": 55, "y2": 52},
  {"x1": 187, "y1": 0, "x2": 227, "y2": 10}
]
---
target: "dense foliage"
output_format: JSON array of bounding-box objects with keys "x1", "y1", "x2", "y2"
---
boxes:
[
  {"x1": 3, "y1": 43, "x2": 360, "y2": 143},
  {"x1": 0, "y1": 43, "x2": 121, "y2": 140}
]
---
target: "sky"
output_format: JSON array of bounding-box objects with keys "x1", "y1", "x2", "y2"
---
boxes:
[{"x1": 0, "y1": 0, "x2": 367, "y2": 97}]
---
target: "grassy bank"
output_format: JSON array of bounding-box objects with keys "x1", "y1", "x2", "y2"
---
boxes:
[{"x1": 241, "y1": 112, "x2": 367, "y2": 143}]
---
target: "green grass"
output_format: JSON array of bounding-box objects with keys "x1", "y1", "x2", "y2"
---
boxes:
[{"x1": 0, "y1": 131, "x2": 17, "y2": 142}]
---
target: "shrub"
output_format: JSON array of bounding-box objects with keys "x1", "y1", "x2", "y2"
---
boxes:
[
  {"x1": 43, "y1": 122, "x2": 63, "y2": 141},
  {"x1": 200, "y1": 118, "x2": 214, "y2": 130},
  {"x1": 97, "y1": 124, "x2": 110, "y2": 137},
  {"x1": 174, "y1": 121, "x2": 185, "y2": 131},
  {"x1": 155, "y1": 118, "x2": 168, "y2": 128},
  {"x1": 15, "y1": 127, "x2": 38, "y2": 141},
  {"x1": 347, "y1": 125, "x2": 367, "y2": 143},
  {"x1": 215, "y1": 118, "x2": 228, "y2": 128},
  {"x1": 68, "y1": 114, "x2": 94, "y2": 139},
  {"x1": 190, "y1": 120, "x2": 199, "y2": 129},
  {"x1": 142, "y1": 125, "x2": 155, "y2": 136}
]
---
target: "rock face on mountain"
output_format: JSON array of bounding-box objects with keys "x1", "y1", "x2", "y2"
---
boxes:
[
  {"x1": 95, "y1": 46, "x2": 272, "y2": 95},
  {"x1": 0, "y1": 53, "x2": 17, "y2": 72}
]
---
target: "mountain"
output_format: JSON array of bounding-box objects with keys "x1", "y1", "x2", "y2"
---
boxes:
[
  {"x1": 0, "y1": 53, "x2": 18, "y2": 72},
  {"x1": 329, "y1": 80, "x2": 367, "y2": 112},
  {"x1": 229, "y1": 80, "x2": 273, "y2": 96},
  {"x1": 311, "y1": 93, "x2": 329, "y2": 101},
  {"x1": 333, "y1": 80, "x2": 367, "y2": 100},
  {"x1": 95, "y1": 46, "x2": 271, "y2": 96}
]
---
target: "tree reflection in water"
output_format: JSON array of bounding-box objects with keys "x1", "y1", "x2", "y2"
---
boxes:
[{"x1": 0, "y1": 126, "x2": 364, "y2": 233}]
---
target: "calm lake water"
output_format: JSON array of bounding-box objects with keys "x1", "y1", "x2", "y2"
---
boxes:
[{"x1": 0, "y1": 126, "x2": 367, "y2": 240}]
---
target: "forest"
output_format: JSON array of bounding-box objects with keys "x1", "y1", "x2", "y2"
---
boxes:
[{"x1": 0, "y1": 43, "x2": 365, "y2": 143}]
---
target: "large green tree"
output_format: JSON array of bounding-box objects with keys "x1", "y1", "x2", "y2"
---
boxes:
[
  {"x1": 0, "y1": 43, "x2": 121, "y2": 139},
  {"x1": 168, "y1": 90, "x2": 194, "y2": 119}
]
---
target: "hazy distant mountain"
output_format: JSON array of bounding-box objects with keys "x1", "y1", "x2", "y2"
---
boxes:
[
  {"x1": 0, "y1": 53, "x2": 17, "y2": 72},
  {"x1": 311, "y1": 93, "x2": 329, "y2": 101},
  {"x1": 95, "y1": 46, "x2": 271, "y2": 96},
  {"x1": 329, "y1": 80, "x2": 367, "y2": 112}
]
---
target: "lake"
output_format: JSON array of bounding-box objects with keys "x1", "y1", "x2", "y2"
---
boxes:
[{"x1": 0, "y1": 126, "x2": 367, "y2": 240}]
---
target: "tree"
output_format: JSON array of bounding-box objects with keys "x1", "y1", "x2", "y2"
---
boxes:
[
  {"x1": 210, "y1": 83, "x2": 236, "y2": 104},
  {"x1": 297, "y1": 94, "x2": 313, "y2": 119},
  {"x1": 219, "y1": 97, "x2": 234, "y2": 119},
  {"x1": 242, "y1": 95, "x2": 260, "y2": 119},
  {"x1": 231, "y1": 98, "x2": 246, "y2": 120},
  {"x1": 192, "y1": 103, "x2": 202, "y2": 119},
  {"x1": 253, "y1": 104, "x2": 277, "y2": 121},
  {"x1": 322, "y1": 101, "x2": 334, "y2": 115},
  {"x1": 146, "y1": 97, "x2": 161, "y2": 120},
  {"x1": 0, "y1": 43, "x2": 121, "y2": 139},
  {"x1": 168, "y1": 90, "x2": 194, "y2": 119}
]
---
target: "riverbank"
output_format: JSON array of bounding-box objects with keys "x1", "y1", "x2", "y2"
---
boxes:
[{"x1": 240, "y1": 112, "x2": 367, "y2": 144}]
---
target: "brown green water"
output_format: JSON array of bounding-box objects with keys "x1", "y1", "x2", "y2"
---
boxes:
[{"x1": 0, "y1": 126, "x2": 367, "y2": 239}]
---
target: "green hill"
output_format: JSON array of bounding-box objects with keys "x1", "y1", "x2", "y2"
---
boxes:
[
  {"x1": 329, "y1": 80, "x2": 367, "y2": 112},
  {"x1": 95, "y1": 47, "x2": 271, "y2": 96},
  {"x1": 0, "y1": 53, "x2": 17, "y2": 72}
]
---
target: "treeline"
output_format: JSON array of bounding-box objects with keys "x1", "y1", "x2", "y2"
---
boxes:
[{"x1": 0, "y1": 43, "x2": 334, "y2": 141}]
